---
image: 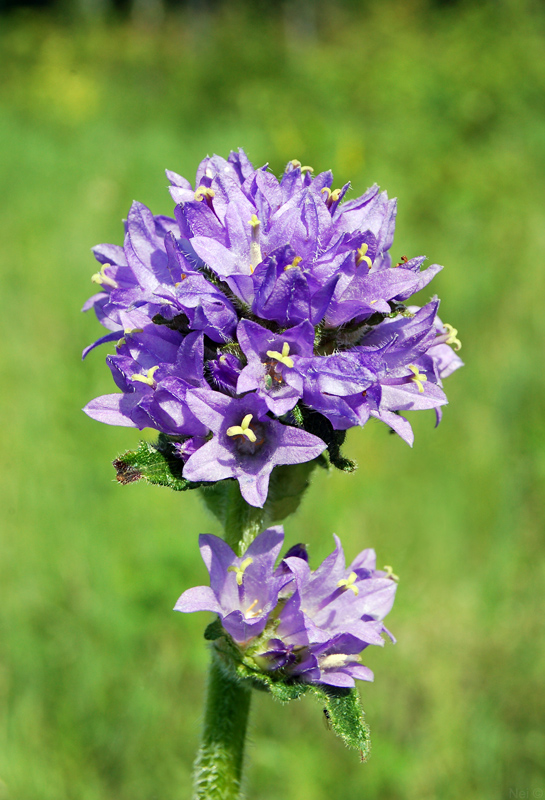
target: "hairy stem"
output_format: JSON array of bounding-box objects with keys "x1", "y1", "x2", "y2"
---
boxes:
[
  {"x1": 193, "y1": 490, "x2": 262, "y2": 799},
  {"x1": 192, "y1": 652, "x2": 252, "y2": 800}
]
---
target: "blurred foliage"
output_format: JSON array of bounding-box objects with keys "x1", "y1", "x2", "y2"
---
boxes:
[{"x1": 1, "y1": 1, "x2": 545, "y2": 798}]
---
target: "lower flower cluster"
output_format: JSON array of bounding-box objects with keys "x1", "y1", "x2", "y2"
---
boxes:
[{"x1": 175, "y1": 527, "x2": 396, "y2": 688}]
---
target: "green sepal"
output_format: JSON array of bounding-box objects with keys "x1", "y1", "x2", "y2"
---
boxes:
[
  {"x1": 326, "y1": 430, "x2": 357, "y2": 473},
  {"x1": 233, "y1": 656, "x2": 371, "y2": 755},
  {"x1": 112, "y1": 434, "x2": 203, "y2": 492},
  {"x1": 234, "y1": 660, "x2": 309, "y2": 702},
  {"x1": 211, "y1": 631, "x2": 371, "y2": 756},
  {"x1": 307, "y1": 684, "x2": 371, "y2": 758},
  {"x1": 203, "y1": 617, "x2": 224, "y2": 641}
]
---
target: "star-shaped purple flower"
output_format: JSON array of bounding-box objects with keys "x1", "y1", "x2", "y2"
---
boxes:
[
  {"x1": 175, "y1": 526, "x2": 290, "y2": 644},
  {"x1": 182, "y1": 389, "x2": 327, "y2": 507}
]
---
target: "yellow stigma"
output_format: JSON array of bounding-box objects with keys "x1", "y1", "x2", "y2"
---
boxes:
[
  {"x1": 356, "y1": 243, "x2": 372, "y2": 269},
  {"x1": 443, "y1": 323, "x2": 462, "y2": 351},
  {"x1": 284, "y1": 255, "x2": 303, "y2": 272},
  {"x1": 226, "y1": 413, "x2": 257, "y2": 443},
  {"x1": 91, "y1": 264, "x2": 118, "y2": 289},
  {"x1": 130, "y1": 365, "x2": 159, "y2": 387},
  {"x1": 266, "y1": 342, "x2": 294, "y2": 369},
  {"x1": 383, "y1": 565, "x2": 399, "y2": 582},
  {"x1": 337, "y1": 571, "x2": 359, "y2": 596},
  {"x1": 228, "y1": 556, "x2": 254, "y2": 586},
  {"x1": 321, "y1": 187, "x2": 342, "y2": 207},
  {"x1": 408, "y1": 364, "x2": 427, "y2": 393},
  {"x1": 194, "y1": 185, "x2": 215, "y2": 202}
]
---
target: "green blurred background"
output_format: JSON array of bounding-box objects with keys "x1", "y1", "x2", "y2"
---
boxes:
[{"x1": 1, "y1": 1, "x2": 544, "y2": 797}]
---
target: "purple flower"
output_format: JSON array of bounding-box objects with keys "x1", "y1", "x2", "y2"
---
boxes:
[
  {"x1": 175, "y1": 527, "x2": 289, "y2": 644},
  {"x1": 174, "y1": 526, "x2": 397, "y2": 688},
  {"x1": 236, "y1": 319, "x2": 315, "y2": 415},
  {"x1": 84, "y1": 149, "x2": 463, "y2": 503},
  {"x1": 182, "y1": 389, "x2": 327, "y2": 507}
]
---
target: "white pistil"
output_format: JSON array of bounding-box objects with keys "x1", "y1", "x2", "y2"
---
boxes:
[
  {"x1": 266, "y1": 342, "x2": 294, "y2": 369},
  {"x1": 228, "y1": 556, "x2": 254, "y2": 586},
  {"x1": 91, "y1": 263, "x2": 119, "y2": 289},
  {"x1": 337, "y1": 571, "x2": 359, "y2": 596},
  {"x1": 356, "y1": 243, "x2": 372, "y2": 269},
  {"x1": 408, "y1": 364, "x2": 427, "y2": 393},
  {"x1": 130, "y1": 365, "x2": 159, "y2": 388},
  {"x1": 226, "y1": 414, "x2": 257, "y2": 443},
  {"x1": 248, "y1": 214, "x2": 262, "y2": 271}
]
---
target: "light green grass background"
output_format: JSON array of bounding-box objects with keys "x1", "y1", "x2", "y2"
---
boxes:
[{"x1": 1, "y1": 2, "x2": 544, "y2": 798}]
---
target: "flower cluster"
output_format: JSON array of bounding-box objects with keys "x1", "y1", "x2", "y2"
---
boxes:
[
  {"x1": 83, "y1": 149, "x2": 463, "y2": 506},
  {"x1": 175, "y1": 527, "x2": 396, "y2": 688}
]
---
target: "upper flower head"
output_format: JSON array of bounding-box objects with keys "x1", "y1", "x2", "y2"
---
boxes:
[{"x1": 83, "y1": 149, "x2": 463, "y2": 505}]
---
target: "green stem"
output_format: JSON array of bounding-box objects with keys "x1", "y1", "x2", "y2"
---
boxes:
[
  {"x1": 192, "y1": 653, "x2": 252, "y2": 800},
  {"x1": 193, "y1": 486, "x2": 264, "y2": 798}
]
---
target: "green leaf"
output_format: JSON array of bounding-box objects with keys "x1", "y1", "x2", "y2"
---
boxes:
[
  {"x1": 112, "y1": 435, "x2": 202, "y2": 492},
  {"x1": 308, "y1": 685, "x2": 371, "y2": 758}
]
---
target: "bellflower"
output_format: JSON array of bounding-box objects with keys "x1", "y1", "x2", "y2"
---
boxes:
[
  {"x1": 83, "y1": 149, "x2": 463, "y2": 506},
  {"x1": 175, "y1": 527, "x2": 397, "y2": 688}
]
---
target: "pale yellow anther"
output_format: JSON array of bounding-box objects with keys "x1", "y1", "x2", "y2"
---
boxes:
[
  {"x1": 194, "y1": 185, "x2": 215, "y2": 202},
  {"x1": 290, "y1": 159, "x2": 302, "y2": 169},
  {"x1": 91, "y1": 264, "x2": 119, "y2": 289},
  {"x1": 321, "y1": 187, "x2": 332, "y2": 200},
  {"x1": 124, "y1": 328, "x2": 143, "y2": 335},
  {"x1": 130, "y1": 365, "x2": 160, "y2": 387},
  {"x1": 301, "y1": 165, "x2": 314, "y2": 173},
  {"x1": 284, "y1": 255, "x2": 303, "y2": 272},
  {"x1": 383, "y1": 565, "x2": 399, "y2": 582},
  {"x1": 337, "y1": 571, "x2": 359, "y2": 596},
  {"x1": 266, "y1": 342, "x2": 294, "y2": 369},
  {"x1": 443, "y1": 323, "x2": 462, "y2": 351},
  {"x1": 356, "y1": 243, "x2": 372, "y2": 269},
  {"x1": 228, "y1": 556, "x2": 254, "y2": 586},
  {"x1": 244, "y1": 598, "x2": 263, "y2": 618},
  {"x1": 226, "y1": 413, "x2": 257, "y2": 443},
  {"x1": 408, "y1": 364, "x2": 427, "y2": 393},
  {"x1": 330, "y1": 188, "x2": 342, "y2": 202}
]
